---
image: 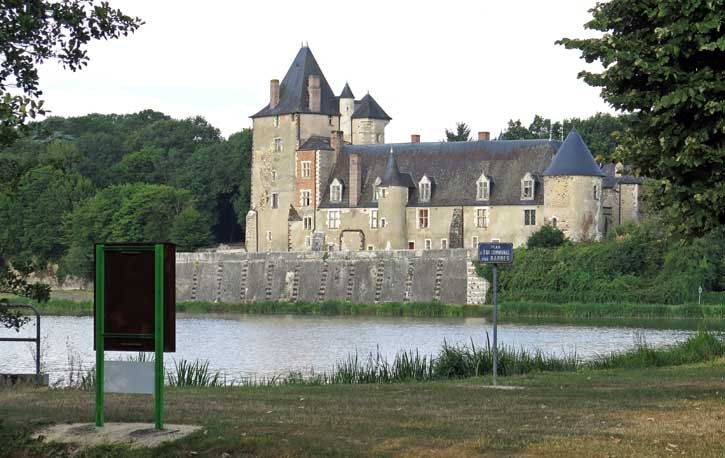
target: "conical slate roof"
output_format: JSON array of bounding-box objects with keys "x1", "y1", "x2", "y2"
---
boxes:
[
  {"x1": 352, "y1": 93, "x2": 391, "y2": 120},
  {"x1": 340, "y1": 82, "x2": 355, "y2": 99},
  {"x1": 252, "y1": 47, "x2": 340, "y2": 118},
  {"x1": 380, "y1": 149, "x2": 407, "y2": 187},
  {"x1": 543, "y1": 129, "x2": 605, "y2": 176}
]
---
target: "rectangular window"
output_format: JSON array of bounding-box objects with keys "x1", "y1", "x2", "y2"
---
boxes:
[
  {"x1": 476, "y1": 208, "x2": 488, "y2": 228},
  {"x1": 301, "y1": 190, "x2": 311, "y2": 207},
  {"x1": 419, "y1": 182, "x2": 431, "y2": 201},
  {"x1": 477, "y1": 181, "x2": 489, "y2": 200},
  {"x1": 301, "y1": 161, "x2": 311, "y2": 178},
  {"x1": 266, "y1": 231, "x2": 272, "y2": 242},
  {"x1": 271, "y1": 169, "x2": 277, "y2": 181},
  {"x1": 370, "y1": 209, "x2": 379, "y2": 229},
  {"x1": 270, "y1": 192, "x2": 279, "y2": 209},
  {"x1": 273, "y1": 138, "x2": 282, "y2": 152},
  {"x1": 303, "y1": 216, "x2": 313, "y2": 231},
  {"x1": 524, "y1": 209, "x2": 536, "y2": 226},
  {"x1": 440, "y1": 239, "x2": 448, "y2": 249},
  {"x1": 593, "y1": 185, "x2": 600, "y2": 200},
  {"x1": 522, "y1": 180, "x2": 534, "y2": 199},
  {"x1": 328, "y1": 115, "x2": 334, "y2": 126},
  {"x1": 273, "y1": 115, "x2": 279, "y2": 128},
  {"x1": 326, "y1": 210, "x2": 340, "y2": 229},
  {"x1": 367, "y1": 245, "x2": 374, "y2": 251},
  {"x1": 424, "y1": 239, "x2": 432, "y2": 250},
  {"x1": 331, "y1": 184, "x2": 342, "y2": 202},
  {"x1": 491, "y1": 238, "x2": 500, "y2": 243},
  {"x1": 418, "y1": 208, "x2": 429, "y2": 229},
  {"x1": 472, "y1": 236, "x2": 479, "y2": 249}
]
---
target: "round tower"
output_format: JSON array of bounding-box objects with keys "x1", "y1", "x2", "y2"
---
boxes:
[
  {"x1": 543, "y1": 129, "x2": 605, "y2": 241},
  {"x1": 378, "y1": 148, "x2": 408, "y2": 250},
  {"x1": 351, "y1": 93, "x2": 391, "y2": 145},
  {"x1": 339, "y1": 82, "x2": 355, "y2": 143}
]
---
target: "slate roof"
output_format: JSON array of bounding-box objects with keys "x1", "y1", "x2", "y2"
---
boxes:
[
  {"x1": 351, "y1": 93, "x2": 392, "y2": 120},
  {"x1": 601, "y1": 162, "x2": 643, "y2": 188},
  {"x1": 380, "y1": 149, "x2": 411, "y2": 187},
  {"x1": 252, "y1": 47, "x2": 340, "y2": 118},
  {"x1": 340, "y1": 82, "x2": 355, "y2": 99},
  {"x1": 299, "y1": 135, "x2": 332, "y2": 151},
  {"x1": 544, "y1": 129, "x2": 605, "y2": 177},
  {"x1": 319, "y1": 139, "x2": 560, "y2": 208}
]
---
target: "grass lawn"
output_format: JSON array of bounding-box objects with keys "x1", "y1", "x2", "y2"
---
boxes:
[{"x1": 2, "y1": 360, "x2": 724, "y2": 457}]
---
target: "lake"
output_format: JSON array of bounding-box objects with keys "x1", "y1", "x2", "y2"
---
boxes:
[{"x1": 0, "y1": 314, "x2": 715, "y2": 384}]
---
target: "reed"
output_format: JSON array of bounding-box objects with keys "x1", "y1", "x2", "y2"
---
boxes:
[{"x1": 167, "y1": 359, "x2": 226, "y2": 387}]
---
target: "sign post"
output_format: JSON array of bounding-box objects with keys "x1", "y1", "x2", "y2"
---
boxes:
[
  {"x1": 477, "y1": 242, "x2": 514, "y2": 386},
  {"x1": 94, "y1": 243, "x2": 175, "y2": 430}
]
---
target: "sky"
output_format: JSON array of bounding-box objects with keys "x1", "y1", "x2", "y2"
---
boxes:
[{"x1": 37, "y1": 0, "x2": 613, "y2": 142}]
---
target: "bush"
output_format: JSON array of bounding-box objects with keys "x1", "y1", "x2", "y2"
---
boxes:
[{"x1": 527, "y1": 224, "x2": 567, "y2": 249}]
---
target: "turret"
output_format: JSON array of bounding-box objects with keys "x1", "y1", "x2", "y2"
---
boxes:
[
  {"x1": 378, "y1": 148, "x2": 408, "y2": 250},
  {"x1": 351, "y1": 93, "x2": 391, "y2": 145},
  {"x1": 339, "y1": 82, "x2": 355, "y2": 143},
  {"x1": 543, "y1": 129, "x2": 605, "y2": 241}
]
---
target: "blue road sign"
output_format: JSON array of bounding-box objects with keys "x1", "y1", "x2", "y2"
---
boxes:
[{"x1": 478, "y1": 242, "x2": 514, "y2": 264}]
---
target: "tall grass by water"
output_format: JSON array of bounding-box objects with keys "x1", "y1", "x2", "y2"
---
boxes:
[{"x1": 124, "y1": 331, "x2": 723, "y2": 388}]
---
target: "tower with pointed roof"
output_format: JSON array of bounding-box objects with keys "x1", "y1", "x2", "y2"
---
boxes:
[
  {"x1": 378, "y1": 148, "x2": 410, "y2": 250},
  {"x1": 339, "y1": 82, "x2": 355, "y2": 143},
  {"x1": 542, "y1": 129, "x2": 605, "y2": 241},
  {"x1": 352, "y1": 93, "x2": 391, "y2": 144}
]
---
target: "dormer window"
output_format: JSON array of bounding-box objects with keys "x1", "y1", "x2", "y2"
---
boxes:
[
  {"x1": 521, "y1": 173, "x2": 535, "y2": 200},
  {"x1": 330, "y1": 178, "x2": 343, "y2": 203},
  {"x1": 419, "y1": 175, "x2": 431, "y2": 202},
  {"x1": 372, "y1": 177, "x2": 382, "y2": 201},
  {"x1": 476, "y1": 174, "x2": 490, "y2": 201}
]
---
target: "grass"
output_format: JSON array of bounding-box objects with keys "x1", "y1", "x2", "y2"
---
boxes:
[
  {"x1": 1, "y1": 358, "x2": 724, "y2": 457},
  {"x1": 4, "y1": 293, "x2": 725, "y2": 319}
]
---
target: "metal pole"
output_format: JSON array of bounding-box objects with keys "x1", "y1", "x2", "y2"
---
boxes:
[
  {"x1": 492, "y1": 264, "x2": 498, "y2": 386},
  {"x1": 95, "y1": 244, "x2": 105, "y2": 427},
  {"x1": 35, "y1": 306, "x2": 40, "y2": 377},
  {"x1": 154, "y1": 244, "x2": 165, "y2": 430}
]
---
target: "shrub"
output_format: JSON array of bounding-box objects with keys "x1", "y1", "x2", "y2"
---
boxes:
[{"x1": 526, "y1": 224, "x2": 567, "y2": 249}]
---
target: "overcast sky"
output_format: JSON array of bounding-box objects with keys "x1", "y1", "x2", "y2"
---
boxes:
[{"x1": 37, "y1": 0, "x2": 612, "y2": 142}]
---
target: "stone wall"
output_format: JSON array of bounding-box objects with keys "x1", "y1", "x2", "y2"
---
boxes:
[{"x1": 176, "y1": 249, "x2": 484, "y2": 305}]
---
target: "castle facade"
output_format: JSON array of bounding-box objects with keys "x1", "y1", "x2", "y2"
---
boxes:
[{"x1": 246, "y1": 47, "x2": 643, "y2": 253}]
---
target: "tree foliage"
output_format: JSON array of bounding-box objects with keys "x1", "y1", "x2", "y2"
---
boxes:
[
  {"x1": 445, "y1": 122, "x2": 471, "y2": 142},
  {"x1": 527, "y1": 224, "x2": 567, "y2": 249},
  {"x1": 0, "y1": 0, "x2": 143, "y2": 145},
  {"x1": 558, "y1": 0, "x2": 724, "y2": 235},
  {"x1": 499, "y1": 113, "x2": 627, "y2": 162}
]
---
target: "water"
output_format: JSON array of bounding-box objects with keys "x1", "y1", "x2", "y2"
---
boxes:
[{"x1": 0, "y1": 315, "x2": 710, "y2": 384}]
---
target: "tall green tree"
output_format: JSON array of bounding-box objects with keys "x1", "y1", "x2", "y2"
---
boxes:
[
  {"x1": 0, "y1": 0, "x2": 142, "y2": 145},
  {"x1": 445, "y1": 122, "x2": 471, "y2": 142},
  {"x1": 558, "y1": 0, "x2": 724, "y2": 235}
]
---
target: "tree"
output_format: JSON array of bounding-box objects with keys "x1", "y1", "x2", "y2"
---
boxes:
[
  {"x1": 170, "y1": 206, "x2": 213, "y2": 251},
  {"x1": 0, "y1": 0, "x2": 143, "y2": 145},
  {"x1": 558, "y1": 0, "x2": 724, "y2": 235},
  {"x1": 527, "y1": 225, "x2": 567, "y2": 249},
  {"x1": 445, "y1": 122, "x2": 471, "y2": 142}
]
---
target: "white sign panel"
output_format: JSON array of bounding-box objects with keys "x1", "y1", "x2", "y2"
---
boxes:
[{"x1": 104, "y1": 361, "x2": 154, "y2": 394}]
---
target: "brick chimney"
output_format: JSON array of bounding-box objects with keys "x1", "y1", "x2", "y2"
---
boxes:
[
  {"x1": 330, "y1": 130, "x2": 344, "y2": 164},
  {"x1": 478, "y1": 131, "x2": 490, "y2": 141},
  {"x1": 349, "y1": 153, "x2": 361, "y2": 207},
  {"x1": 270, "y1": 79, "x2": 280, "y2": 108},
  {"x1": 411, "y1": 134, "x2": 420, "y2": 143},
  {"x1": 308, "y1": 75, "x2": 321, "y2": 112}
]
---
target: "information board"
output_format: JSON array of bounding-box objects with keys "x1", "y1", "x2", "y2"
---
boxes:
[{"x1": 478, "y1": 242, "x2": 514, "y2": 264}]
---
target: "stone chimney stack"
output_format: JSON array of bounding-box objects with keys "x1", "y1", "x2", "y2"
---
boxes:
[
  {"x1": 478, "y1": 131, "x2": 490, "y2": 141},
  {"x1": 349, "y1": 153, "x2": 361, "y2": 207},
  {"x1": 308, "y1": 75, "x2": 321, "y2": 112},
  {"x1": 270, "y1": 79, "x2": 280, "y2": 108},
  {"x1": 330, "y1": 130, "x2": 344, "y2": 164},
  {"x1": 411, "y1": 134, "x2": 420, "y2": 143}
]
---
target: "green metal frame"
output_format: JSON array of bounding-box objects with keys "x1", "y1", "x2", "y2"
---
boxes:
[{"x1": 95, "y1": 243, "x2": 166, "y2": 430}]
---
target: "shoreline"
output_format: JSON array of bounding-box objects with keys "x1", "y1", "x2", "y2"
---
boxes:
[{"x1": 3, "y1": 293, "x2": 725, "y2": 321}]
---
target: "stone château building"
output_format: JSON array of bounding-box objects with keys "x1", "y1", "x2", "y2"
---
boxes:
[{"x1": 246, "y1": 46, "x2": 643, "y2": 253}]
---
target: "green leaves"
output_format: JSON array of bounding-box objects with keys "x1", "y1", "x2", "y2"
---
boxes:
[{"x1": 560, "y1": 0, "x2": 724, "y2": 235}]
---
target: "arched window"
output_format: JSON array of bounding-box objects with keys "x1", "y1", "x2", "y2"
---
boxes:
[
  {"x1": 521, "y1": 173, "x2": 535, "y2": 200},
  {"x1": 418, "y1": 175, "x2": 432, "y2": 202},
  {"x1": 476, "y1": 173, "x2": 490, "y2": 201},
  {"x1": 372, "y1": 177, "x2": 382, "y2": 201},
  {"x1": 330, "y1": 178, "x2": 343, "y2": 203}
]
